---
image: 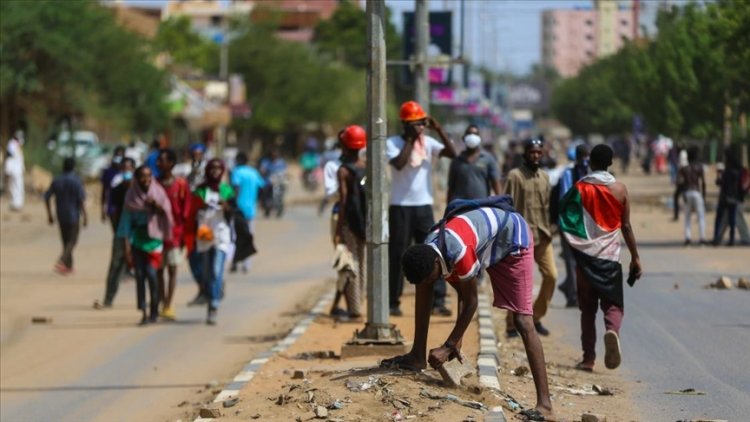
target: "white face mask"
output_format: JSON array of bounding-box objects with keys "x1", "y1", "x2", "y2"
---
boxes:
[{"x1": 464, "y1": 134, "x2": 481, "y2": 149}]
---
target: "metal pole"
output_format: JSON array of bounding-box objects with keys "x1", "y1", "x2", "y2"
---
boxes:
[
  {"x1": 347, "y1": 0, "x2": 403, "y2": 346},
  {"x1": 415, "y1": 0, "x2": 430, "y2": 113}
]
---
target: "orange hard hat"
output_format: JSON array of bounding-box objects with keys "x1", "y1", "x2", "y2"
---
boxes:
[
  {"x1": 342, "y1": 125, "x2": 367, "y2": 150},
  {"x1": 399, "y1": 101, "x2": 427, "y2": 122}
]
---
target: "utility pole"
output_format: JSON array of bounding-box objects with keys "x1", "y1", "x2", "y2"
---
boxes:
[
  {"x1": 415, "y1": 0, "x2": 430, "y2": 113},
  {"x1": 342, "y1": 0, "x2": 405, "y2": 356}
]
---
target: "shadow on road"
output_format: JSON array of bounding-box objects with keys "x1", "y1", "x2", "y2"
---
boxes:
[
  {"x1": 48, "y1": 319, "x2": 206, "y2": 329},
  {"x1": 0, "y1": 383, "x2": 208, "y2": 393}
]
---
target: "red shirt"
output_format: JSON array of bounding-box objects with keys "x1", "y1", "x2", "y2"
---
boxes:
[{"x1": 160, "y1": 177, "x2": 191, "y2": 249}]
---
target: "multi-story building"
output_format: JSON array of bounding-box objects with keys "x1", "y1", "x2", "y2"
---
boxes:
[{"x1": 541, "y1": 1, "x2": 636, "y2": 78}]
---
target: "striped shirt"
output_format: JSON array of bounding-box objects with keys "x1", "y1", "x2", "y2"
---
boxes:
[{"x1": 425, "y1": 207, "x2": 531, "y2": 283}]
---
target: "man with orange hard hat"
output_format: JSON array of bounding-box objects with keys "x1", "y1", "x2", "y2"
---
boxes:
[{"x1": 387, "y1": 101, "x2": 457, "y2": 317}]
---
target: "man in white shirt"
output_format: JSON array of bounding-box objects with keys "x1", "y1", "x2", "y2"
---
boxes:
[{"x1": 387, "y1": 101, "x2": 456, "y2": 316}]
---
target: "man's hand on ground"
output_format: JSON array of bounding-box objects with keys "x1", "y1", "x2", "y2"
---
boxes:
[{"x1": 428, "y1": 346, "x2": 453, "y2": 369}]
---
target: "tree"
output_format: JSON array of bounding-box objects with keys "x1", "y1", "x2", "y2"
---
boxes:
[{"x1": 153, "y1": 16, "x2": 219, "y2": 74}]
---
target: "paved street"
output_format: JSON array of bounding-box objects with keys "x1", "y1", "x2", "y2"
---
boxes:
[{"x1": 0, "y1": 203, "x2": 332, "y2": 422}]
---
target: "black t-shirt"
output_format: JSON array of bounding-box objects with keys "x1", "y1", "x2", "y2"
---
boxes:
[
  {"x1": 44, "y1": 173, "x2": 86, "y2": 225},
  {"x1": 110, "y1": 182, "x2": 130, "y2": 226}
]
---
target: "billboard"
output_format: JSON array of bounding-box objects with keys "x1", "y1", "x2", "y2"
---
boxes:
[{"x1": 402, "y1": 11, "x2": 453, "y2": 87}]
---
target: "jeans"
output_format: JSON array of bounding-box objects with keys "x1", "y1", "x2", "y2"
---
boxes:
[
  {"x1": 683, "y1": 190, "x2": 706, "y2": 241},
  {"x1": 577, "y1": 267, "x2": 624, "y2": 363},
  {"x1": 103, "y1": 236, "x2": 127, "y2": 305},
  {"x1": 133, "y1": 248, "x2": 159, "y2": 316},
  {"x1": 58, "y1": 223, "x2": 80, "y2": 269},
  {"x1": 388, "y1": 205, "x2": 445, "y2": 309},
  {"x1": 202, "y1": 247, "x2": 226, "y2": 310},
  {"x1": 188, "y1": 250, "x2": 204, "y2": 296}
]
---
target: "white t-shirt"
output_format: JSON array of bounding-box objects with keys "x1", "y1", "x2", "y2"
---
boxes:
[
  {"x1": 386, "y1": 135, "x2": 444, "y2": 206},
  {"x1": 196, "y1": 189, "x2": 232, "y2": 254},
  {"x1": 323, "y1": 160, "x2": 341, "y2": 198}
]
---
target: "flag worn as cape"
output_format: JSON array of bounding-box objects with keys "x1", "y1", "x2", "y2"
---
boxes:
[{"x1": 559, "y1": 171, "x2": 625, "y2": 307}]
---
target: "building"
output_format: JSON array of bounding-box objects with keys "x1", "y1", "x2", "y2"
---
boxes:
[
  {"x1": 250, "y1": 0, "x2": 339, "y2": 43},
  {"x1": 541, "y1": 0, "x2": 636, "y2": 78}
]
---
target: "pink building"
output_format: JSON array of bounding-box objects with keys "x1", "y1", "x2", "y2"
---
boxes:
[{"x1": 541, "y1": 4, "x2": 634, "y2": 78}]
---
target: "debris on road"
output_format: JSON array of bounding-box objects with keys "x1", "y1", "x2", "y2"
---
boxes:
[
  {"x1": 581, "y1": 412, "x2": 607, "y2": 422},
  {"x1": 292, "y1": 369, "x2": 307, "y2": 379},
  {"x1": 708, "y1": 276, "x2": 732, "y2": 289},
  {"x1": 592, "y1": 384, "x2": 614, "y2": 396},
  {"x1": 345, "y1": 375, "x2": 378, "y2": 392},
  {"x1": 293, "y1": 350, "x2": 338, "y2": 360},
  {"x1": 419, "y1": 388, "x2": 488, "y2": 411},
  {"x1": 198, "y1": 407, "x2": 221, "y2": 418},
  {"x1": 31, "y1": 316, "x2": 52, "y2": 324},
  {"x1": 512, "y1": 366, "x2": 529, "y2": 377},
  {"x1": 314, "y1": 405, "x2": 328, "y2": 418},
  {"x1": 222, "y1": 397, "x2": 239, "y2": 408},
  {"x1": 664, "y1": 388, "x2": 706, "y2": 395},
  {"x1": 438, "y1": 359, "x2": 474, "y2": 387},
  {"x1": 737, "y1": 277, "x2": 750, "y2": 290}
]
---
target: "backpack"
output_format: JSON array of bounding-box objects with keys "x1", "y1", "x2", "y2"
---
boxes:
[
  {"x1": 342, "y1": 162, "x2": 367, "y2": 240},
  {"x1": 432, "y1": 195, "x2": 516, "y2": 273}
]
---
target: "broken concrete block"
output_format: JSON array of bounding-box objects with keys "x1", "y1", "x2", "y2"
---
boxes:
[
  {"x1": 314, "y1": 405, "x2": 328, "y2": 418},
  {"x1": 222, "y1": 397, "x2": 239, "y2": 408},
  {"x1": 713, "y1": 276, "x2": 732, "y2": 289},
  {"x1": 581, "y1": 413, "x2": 607, "y2": 422},
  {"x1": 437, "y1": 359, "x2": 474, "y2": 387},
  {"x1": 198, "y1": 408, "x2": 221, "y2": 418},
  {"x1": 737, "y1": 277, "x2": 750, "y2": 290},
  {"x1": 512, "y1": 366, "x2": 529, "y2": 377},
  {"x1": 292, "y1": 369, "x2": 306, "y2": 379}
]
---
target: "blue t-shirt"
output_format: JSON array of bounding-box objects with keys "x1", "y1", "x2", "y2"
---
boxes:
[
  {"x1": 145, "y1": 150, "x2": 161, "y2": 179},
  {"x1": 44, "y1": 172, "x2": 86, "y2": 225},
  {"x1": 231, "y1": 165, "x2": 266, "y2": 220}
]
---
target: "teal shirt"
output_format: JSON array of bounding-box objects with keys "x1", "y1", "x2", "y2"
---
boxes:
[{"x1": 117, "y1": 209, "x2": 163, "y2": 252}]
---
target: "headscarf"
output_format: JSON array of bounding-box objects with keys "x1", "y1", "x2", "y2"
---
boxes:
[
  {"x1": 125, "y1": 176, "x2": 174, "y2": 241},
  {"x1": 201, "y1": 158, "x2": 225, "y2": 190}
]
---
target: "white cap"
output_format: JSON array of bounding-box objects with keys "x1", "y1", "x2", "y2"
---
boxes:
[{"x1": 464, "y1": 133, "x2": 481, "y2": 149}]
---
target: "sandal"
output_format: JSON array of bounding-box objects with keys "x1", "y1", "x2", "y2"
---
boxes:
[
  {"x1": 575, "y1": 361, "x2": 594, "y2": 372},
  {"x1": 380, "y1": 355, "x2": 424, "y2": 372},
  {"x1": 519, "y1": 408, "x2": 546, "y2": 421}
]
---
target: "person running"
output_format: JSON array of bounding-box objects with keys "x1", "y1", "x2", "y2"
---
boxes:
[
  {"x1": 446, "y1": 124, "x2": 502, "y2": 202},
  {"x1": 229, "y1": 151, "x2": 265, "y2": 273},
  {"x1": 555, "y1": 144, "x2": 590, "y2": 308},
  {"x1": 118, "y1": 165, "x2": 173, "y2": 325},
  {"x1": 387, "y1": 100, "x2": 456, "y2": 317},
  {"x1": 381, "y1": 198, "x2": 554, "y2": 422},
  {"x1": 559, "y1": 144, "x2": 642, "y2": 372},
  {"x1": 101, "y1": 146, "x2": 125, "y2": 229},
  {"x1": 504, "y1": 138, "x2": 558, "y2": 337},
  {"x1": 185, "y1": 159, "x2": 235, "y2": 325},
  {"x1": 156, "y1": 148, "x2": 191, "y2": 320},
  {"x1": 45, "y1": 157, "x2": 87, "y2": 274},
  {"x1": 678, "y1": 147, "x2": 706, "y2": 245},
  {"x1": 333, "y1": 125, "x2": 368, "y2": 320},
  {"x1": 96, "y1": 157, "x2": 136, "y2": 309}
]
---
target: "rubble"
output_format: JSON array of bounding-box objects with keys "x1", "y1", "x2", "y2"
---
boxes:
[
  {"x1": 420, "y1": 388, "x2": 488, "y2": 411},
  {"x1": 438, "y1": 359, "x2": 474, "y2": 387},
  {"x1": 293, "y1": 350, "x2": 338, "y2": 360},
  {"x1": 737, "y1": 277, "x2": 750, "y2": 290},
  {"x1": 709, "y1": 276, "x2": 733, "y2": 289},
  {"x1": 31, "y1": 317, "x2": 52, "y2": 324},
  {"x1": 292, "y1": 370, "x2": 307, "y2": 379},
  {"x1": 592, "y1": 384, "x2": 614, "y2": 396},
  {"x1": 198, "y1": 408, "x2": 221, "y2": 418},
  {"x1": 512, "y1": 366, "x2": 529, "y2": 377},
  {"x1": 222, "y1": 397, "x2": 239, "y2": 408},
  {"x1": 314, "y1": 405, "x2": 328, "y2": 418},
  {"x1": 581, "y1": 413, "x2": 607, "y2": 422},
  {"x1": 664, "y1": 388, "x2": 706, "y2": 395}
]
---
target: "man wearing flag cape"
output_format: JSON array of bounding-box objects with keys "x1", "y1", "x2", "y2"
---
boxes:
[{"x1": 559, "y1": 144, "x2": 643, "y2": 372}]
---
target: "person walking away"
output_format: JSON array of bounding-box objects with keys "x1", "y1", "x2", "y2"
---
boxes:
[
  {"x1": 554, "y1": 144, "x2": 590, "y2": 308},
  {"x1": 318, "y1": 135, "x2": 342, "y2": 215},
  {"x1": 4, "y1": 130, "x2": 25, "y2": 211},
  {"x1": 382, "y1": 199, "x2": 554, "y2": 422},
  {"x1": 185, "y1": 159, "x2": 235, "y2": 325},
  {"x1": 504, "y1": 138, "x2": 558, "y2": 337},
  {"x1": 325, "y1": 130, "x2": 347, "y2": 316},
  {"x1": 300, "y1": 138, "x2": 321, "y2": 192},
  {"x1": 259, "y1": 148, "x2": 288, "y2": 218},
  {"x1": 713, "y1": 152, "x2": 744, "y2": 246},
  {"x1": 678, "y1": 147, "x2": 706, "y2": 245},
  {"x1": 156, "y1": 149, "x2": 191, "y2": 320},
  {"x1": 101, "y1": 146, "x2": 125, "y2": 229},
  {"x1": 45, "y1": 157, "x2": 87, "y2": 274},
  {"x1": 332, "y1": 125, "x2": 368, "y2": 320},
  {"x1": 559, "y1": 144, "x2": 642, "y2": 371},
  {"x1": 387, "y1": 100, "x2": 457, "y2": 317},
  {"x1": 446, "y1": 126, "x2": 502, "y2": 203},
  {"x1": 118, "y1": 166, "x2": 173, "y2": 325},
  {"x1": 229, "y1": 151, "x2": 265, "y2": 273},
  {"x1": 96, "y1": 157, "x2": 136, "y2": 309}
]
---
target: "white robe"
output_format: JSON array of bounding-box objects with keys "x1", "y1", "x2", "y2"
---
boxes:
[{"x1": 4, "y1": 139, "x2": 24, "y2": 210}]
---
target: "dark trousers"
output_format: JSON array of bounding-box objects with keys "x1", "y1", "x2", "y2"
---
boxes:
[
  {"x1": 388, "y1": 205, "x2": 446, "y2": 309},
  {"x1": 714, "y1": 201, "x2": 738, "y2": 244},
  {"x1": 133, "y1": 248, "x2": 159, "y2": 316},
  {"x1": 577, "y1": 268, "x2": 623, "y2": 363},
  {"x1": 58, "y1": 223, "x2": 80, "y2": 269},
  {"x1": 103, "y1": 236, "x2": 127, "y2": 305},
  {"x1": 188, "y1": 250, "x2": 205, "y2": 296},
  {"x1": 558, "y1": 232, "x2": 578, "y2": 303}
]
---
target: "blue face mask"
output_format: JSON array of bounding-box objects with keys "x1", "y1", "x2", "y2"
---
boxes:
[
  {"x1": 122, "y1": 171, "x2": 133, "y2": 181},
  {"x1": 580, "y1": 159, "x2": 590, "y2": 169}
]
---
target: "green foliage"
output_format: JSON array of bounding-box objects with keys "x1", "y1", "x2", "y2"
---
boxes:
[
  {"x1": 551, "y1": 2, "x2": 748, "y2": 140},
  {"x1": 228, "y1": 23, "x2": 365, "y2": 135},
  {"x1": 0, "y1": 0, "x2": 169, "y2": 137},
  {"x1": 154, "y1": 16, "x2": 219, "y2": 73}
]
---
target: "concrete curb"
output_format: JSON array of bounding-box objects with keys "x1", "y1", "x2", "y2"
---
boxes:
[
  {"x1": 194, "y1": 291, "x2": 334, "y2": 422},
  {"x1": 477, "y1": 292, "x2": 507, "y2": 422}
]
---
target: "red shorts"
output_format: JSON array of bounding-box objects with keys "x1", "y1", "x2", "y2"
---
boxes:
[{"x1": 486, "y1": 243, "x2": 534, "y2": 315}]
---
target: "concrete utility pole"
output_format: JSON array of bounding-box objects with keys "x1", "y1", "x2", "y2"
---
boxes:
[
  {"x1": 342, "y1": 0, "x2": 405, "y2": 357},
  {"x1": 415, "y1": 0, "x2": 430, "y2": 114}
]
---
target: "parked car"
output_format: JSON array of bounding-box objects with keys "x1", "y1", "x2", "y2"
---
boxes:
[{"x1": 48, "y1": 131, "x2": 110, "y2": 179}]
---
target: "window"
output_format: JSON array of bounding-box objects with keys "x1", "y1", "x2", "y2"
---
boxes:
[
  {"x1": 621, "y1": 19, "x2": 628, "y2": 26},
  {"x1": 585, "y1": 19, "x2": 593, "y2": 26},
  {"x1": 586, "y1": 34, "x2": 593, "y2": 40}
]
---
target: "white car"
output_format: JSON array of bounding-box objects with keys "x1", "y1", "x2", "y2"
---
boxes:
[{"x1": 49, "y1": 131, "x2": 109, "y2": 179}]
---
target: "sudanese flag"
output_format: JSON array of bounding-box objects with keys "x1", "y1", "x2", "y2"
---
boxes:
[{"x1": 559, "y1": 172, "x2": 624, "y2": 307}]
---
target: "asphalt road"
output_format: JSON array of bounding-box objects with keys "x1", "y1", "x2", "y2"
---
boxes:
[
  {"x1": 548, "y1": 230, "x2": 750, "y2": 421},
  {"x1": 0, "y1": 204, "x2": 333, "y2": 422}
]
